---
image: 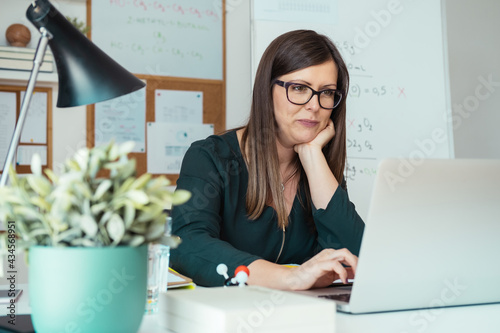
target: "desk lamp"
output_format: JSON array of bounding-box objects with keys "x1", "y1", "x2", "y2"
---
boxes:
[{"x1": 0, "y1": 0, "x2": 145, "y2": 187}]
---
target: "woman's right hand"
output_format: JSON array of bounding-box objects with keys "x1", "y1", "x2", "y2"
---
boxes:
[{"x1": 284, "y1": 248, "x2": 358, "y2": 290}]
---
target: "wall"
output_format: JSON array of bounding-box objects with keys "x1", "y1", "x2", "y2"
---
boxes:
[
  {"x1": 225, "y1": 0, "x2": 252, "y2": 129},
  {"x1": 445, "y1": 0, "x2": 500, "y2": 158}
]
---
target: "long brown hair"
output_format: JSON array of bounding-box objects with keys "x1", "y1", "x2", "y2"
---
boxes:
[{"x1": 241, "y1": 30, "x2": 349, "y2": 229}]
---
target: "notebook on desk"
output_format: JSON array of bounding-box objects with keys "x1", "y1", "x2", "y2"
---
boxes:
[{"x1": 296, "y1": 158, "x2": 500, "y2": 314}]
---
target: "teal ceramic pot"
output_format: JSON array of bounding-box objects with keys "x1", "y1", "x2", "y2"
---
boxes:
[{"x1": 29, "y1": 245, "x2": 148, "y2": 333}]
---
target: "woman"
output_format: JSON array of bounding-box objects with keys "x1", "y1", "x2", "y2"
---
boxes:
[{"x1": 170, "y1": 30, "x2": 365, "y2": 290}]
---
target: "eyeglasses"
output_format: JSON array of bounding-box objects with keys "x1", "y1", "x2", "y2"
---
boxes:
[{"x1": 274, "y1": 80, "x2": 342, "y2": 110}]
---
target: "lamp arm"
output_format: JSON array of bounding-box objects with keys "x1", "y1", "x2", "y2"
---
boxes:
[{"x1": 0, "y1": 28, "x2": 51, "y2": 187}]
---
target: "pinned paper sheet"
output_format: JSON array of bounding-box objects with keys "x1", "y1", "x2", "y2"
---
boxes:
[
  {"x1": 0, "y1": 92, "x2": 16, "y2": 170},
  {"x1": 20, "y1": 91, "x2": 47, "y2": 144},
  {"x1": 17, "y1": 146, "x2": 47, "y2": 166},
  {"x1": 147, "y1": 122, "x2": 214, "y2": 174},
  {"x1": 95, "y1": 88, "x2": 146, "y2": 153},
  {"x1": 155, "y1": 90, "x2": 203, "y2": 124}
]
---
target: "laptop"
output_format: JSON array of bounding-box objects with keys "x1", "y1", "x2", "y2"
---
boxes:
[{"x1": 296, "y1": 158, "x2": 500, "y2": 314}]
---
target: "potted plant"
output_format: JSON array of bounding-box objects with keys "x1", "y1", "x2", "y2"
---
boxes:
[{"x1": 0, "y1": 141, "x2": 190, "y2": 333}]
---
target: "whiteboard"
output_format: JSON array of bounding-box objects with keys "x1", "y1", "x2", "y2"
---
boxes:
[
  {"x1": 91, "y1": 0, "x2": 223, "y2": 80},
  {"x1": 252, "y1": 0, "x2": 454, "y2": 220}
]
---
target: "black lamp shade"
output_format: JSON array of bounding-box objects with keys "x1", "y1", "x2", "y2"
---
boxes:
[{"x1": 26, "y1": 0, "x2": 145, "y2": 107}]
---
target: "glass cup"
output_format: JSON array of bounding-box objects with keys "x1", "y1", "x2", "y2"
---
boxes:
[
  {"x1": 145, "y1": 216, "x2": 172, "y2": 314},
  {"x1": 146, "y1": 244, "x2": 160, "y2": 314},
  {"x1": 157, "y1": 244, "x2": 170, "y2": 293}
]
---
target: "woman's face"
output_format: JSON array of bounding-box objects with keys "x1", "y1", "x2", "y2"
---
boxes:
[{"x1": 272, "y1": 60, "x2": 338, "y2": 148}]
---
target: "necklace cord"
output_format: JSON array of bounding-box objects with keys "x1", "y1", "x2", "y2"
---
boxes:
[{"x1": 280, "y1": 166, "x2": 299, "y2": 191}]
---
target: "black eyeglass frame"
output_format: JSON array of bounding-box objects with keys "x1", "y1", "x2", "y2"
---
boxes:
[{"x1": 274, "y1": 80, "x2": 343, "y2": 110}]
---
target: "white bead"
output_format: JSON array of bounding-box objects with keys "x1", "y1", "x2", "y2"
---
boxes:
[{"x1": 216, "y1": 263, "x2": 229, "y2": 279}]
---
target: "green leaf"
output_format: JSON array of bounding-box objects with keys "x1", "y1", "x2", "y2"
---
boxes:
[
  {"x1": 50, "y1": 193, "x2": 72, "y2": 214},
  {"x1": 107, "y1": 214, "x2": 125, "y2": 243},
  {"x1": 29, "y1": 196, "x2": 50, "y2": 211},
  {"x1": 89, "y1": 148, "x2": 107, "y2": 178},
  {"x1": 115, "y1": 178, "x2": 135, "y2": 195},
  {"x1": 128, "y1": 235, "x2": 145, "y2": 247},
  {"x1": 66, "y1": 157, "x2": 82, "y2": 172},
  {"x1": 157, "y1": 235, "x2": 182, "y2": 249},
  {"x1": 145, "y1": 218, "x2": 166, "y2": 241},
  {"x1": 15, "y1": 219, "x2": 33, "y2": 241},
  {"x1": 1, "y1": 188, "x2": 26, "y2": 205},
  {"x1": 146, "y1": 176, "x2": 170, "y2": 191},
  {"x1": 55, "y1": 222, "x2": 69, "y2": 232},
  {"x1": 119, "y1": 141, "x2": 135, "y2": 156},
  {"x1": 7, "y1": 166, "x2": 20, "y2": 189},
  {"x1": 74, "y1": 148, "x2": 90, "y2": 172},
  {"x1": 72, "y1": 181, "x2": 92, "y2": 200},
  {"x1": 70, "y1": 238, "x2": 97, "y2": 247},
  {"x1": 136, "y1": 205, "x2": 164, "y2": 223},
  {"x1": 29, "y1": 228, "x2": 51, "y2": 239},
  {"x1": 48, "y1": 215, "x2": 66, "y2": 232},
  {"x1": 131, "y1": 173, "x2": 151, "y2": 190},
  {"x1": 126, "y1": 190, "x2": 149, "y2": 206},
  {"x1": 44, "y1": 168, "x2": 58, "y2": 183},
  {"x1": 90, "y1": 202, "x2": 107, "y2": 216},
  {"x1": 53, "y1": 228, "x2": 82, "y2": 245},
  {"x1": 26, "y1": 175, "x2": 52, "y2": 197},
  {"x1": 149, "y1": 196, "x2": 169, "y2": 208},
  {"x1": 80, "y1": 215, "x2": 98, "y2": 237},
  {"x1": 97, "y1": 224, "x2": 111, "y2": 246},
  {"x1": 57, "y1": 171, "x2": 84, "y2": 188},
  {"x1": 93, "y1": 179, "x2": 112, "y2": 201},
  {"x1": 110, "y1": 197, "x2": 128, "y2": 211},
  {"x1": 170, "y1": 190, "x2": 191, "y2": 206},
  {"x1": 30, "y1": 153, "x2": 42, "y2": 176},
  {"x1": 103, "y1": 160, "x2": 124, "y2": 170},
  {"x1": 99, "y1": 210, "x2": 113, "y2": 226},
  {"x1": 123, "y1": 200, "x2": 135, "y2": 228},
  {"x1": 129, "y1": 223, "x2": 147, "y2": 234},
  {"x1": 82, "y1": 199, "x2": 91, "y2": 216},
  {"x1": 108, "y1": 142, "x2": 120, "y2": 161},
  {"x1": 119, "y1": 159, "x2": 136, "y2": 179},
  {"x1": 13, "y1": 206, "x2": 42, "y2": 221}
]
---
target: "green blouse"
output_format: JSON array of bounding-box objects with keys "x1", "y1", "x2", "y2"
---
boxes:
[{"x1": 170, "y1": 130, "x2": 365, "y2": 287}]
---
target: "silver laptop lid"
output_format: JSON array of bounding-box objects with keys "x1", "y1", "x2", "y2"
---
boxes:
[{"x1": 349, "y1": 158, "x2": 500, "y2": 313}]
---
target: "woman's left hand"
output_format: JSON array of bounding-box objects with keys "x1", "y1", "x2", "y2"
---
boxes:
[{"x1": 293, "y1": 118, "x2": 338, "y2": 209}]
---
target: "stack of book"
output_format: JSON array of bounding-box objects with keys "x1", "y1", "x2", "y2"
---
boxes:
[
  {"x1": 0, "y1": 45, "x2": 55, "y2": 72},
  {"x1": 158, "y1": 286, "x2": 336, "y2": 332}
]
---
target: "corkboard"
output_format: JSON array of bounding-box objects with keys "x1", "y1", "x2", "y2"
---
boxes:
[
  {"x1": 0, "y1": 85, "x2": 52, "y2": 175},
  {"x1": 86, "y1": 0, "x2": 226, "y2": 185}
]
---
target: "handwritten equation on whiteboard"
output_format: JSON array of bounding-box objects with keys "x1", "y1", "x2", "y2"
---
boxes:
[
  {"x1": 336, "y1": 39, "x2": 410, "y2": 165},
  {"x1": 345, "y1": 160, "x2": 377, "y2": 182},
  {"x1": 92, "y1": 0, "x2": 223, "y2": 79},
  {"x1": 346, "y1": 117, "x2": 374, "y2": 156},
  {"x1": 109, "y1": 1, "x2": 221, "y2": 20}
]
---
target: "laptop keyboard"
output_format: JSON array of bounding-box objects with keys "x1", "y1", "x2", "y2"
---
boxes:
[{"x1": 318, "y1": 293, "x2": 351, "y2": 303}]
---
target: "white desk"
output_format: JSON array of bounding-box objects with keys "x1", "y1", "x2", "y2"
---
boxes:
[
  {"x1": 1, "y1": 284, "x2": 500, "y2": 332},
  {"x1": 139, "y1": 301, "x2": 500, "y2": 333}
]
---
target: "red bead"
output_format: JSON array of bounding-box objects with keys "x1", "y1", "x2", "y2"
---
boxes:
[{"x1": 234, "y1": 265, "x2": 250, "y2": 276}]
